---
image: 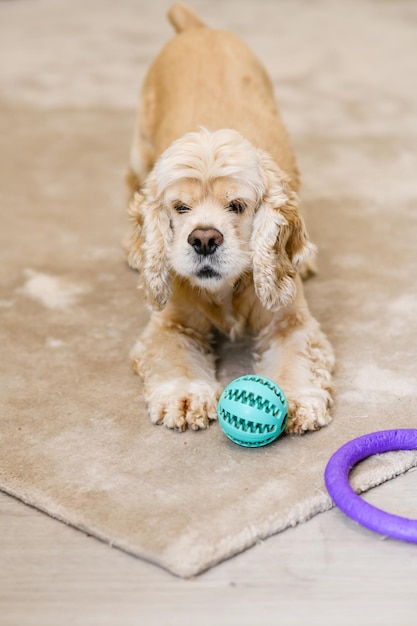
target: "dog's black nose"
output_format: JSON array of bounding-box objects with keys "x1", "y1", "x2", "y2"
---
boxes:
[{"x1": 187, "y1": 228, "x2": 224, "y2": 256}]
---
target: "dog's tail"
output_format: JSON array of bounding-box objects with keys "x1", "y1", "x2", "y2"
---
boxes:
[{"x1": 167, "y1": 3, "x2": 206, "y2": 33}]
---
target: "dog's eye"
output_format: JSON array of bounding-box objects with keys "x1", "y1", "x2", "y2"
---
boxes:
[
  {"x1": 227, "y1": 199, "x2": 246, "y2": 214},
  {"x1": 173, "y1": 202, "x2": 191, "y2": 214}
]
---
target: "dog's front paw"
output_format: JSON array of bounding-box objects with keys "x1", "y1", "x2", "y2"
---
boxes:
[
  {"x1": 147, "y1": 380, "x2": 221, "y2": 431},
  {"x1": 285, "y1": 390, "x2": 332, "y2": 435}
]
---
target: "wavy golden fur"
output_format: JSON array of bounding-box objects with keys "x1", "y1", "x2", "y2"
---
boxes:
[{"x1": 127, "y1": 3, "x2": 334, "y2": 433}]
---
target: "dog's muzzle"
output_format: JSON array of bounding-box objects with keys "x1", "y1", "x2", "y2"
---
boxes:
[{"x1": 187, "y1": 227, "x2": 224, "y2": 280}]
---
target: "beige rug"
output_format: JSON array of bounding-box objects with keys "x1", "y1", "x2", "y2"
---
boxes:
[{"x1": 1, "y1": 0, "x2": 417, "y2": 577}]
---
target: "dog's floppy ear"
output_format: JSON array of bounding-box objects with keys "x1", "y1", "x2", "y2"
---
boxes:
[
  {"x1": 127, "y1": 171, "x2": 172, "y2": 310},
  {"x1": 251, "y1": 150, "x2": 316, "y2": 311}
]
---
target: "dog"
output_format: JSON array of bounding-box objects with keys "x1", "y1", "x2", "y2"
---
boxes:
[{"x1": 126, "y1": 3, "x2": 334, "y2": 434}]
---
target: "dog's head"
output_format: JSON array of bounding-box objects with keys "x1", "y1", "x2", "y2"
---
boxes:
[{"x1": 128, "y1": 128, "x2": 314, "y2": 311}]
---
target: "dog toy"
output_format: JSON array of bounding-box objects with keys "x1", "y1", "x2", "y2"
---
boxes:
[
  {"x1": 217, "y1": 375, "x2": 288, "y2": 447},
  {"x1": 325, "y1": 429, "x2": 417, "y2": 542}
]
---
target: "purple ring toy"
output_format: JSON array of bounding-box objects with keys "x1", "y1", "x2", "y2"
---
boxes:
[{"x1": 324, "y1": 429, "x2": 417, "y2": 542}]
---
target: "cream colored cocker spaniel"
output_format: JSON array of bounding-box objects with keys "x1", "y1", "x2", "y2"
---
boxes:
[{"x1": 126, "y1": 3, "x2": 334, "y2": 434}]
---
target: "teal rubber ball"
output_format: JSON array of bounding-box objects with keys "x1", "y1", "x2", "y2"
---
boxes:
[{"x1": 217, "y1": 375, "x2": 288, "y2": 447}]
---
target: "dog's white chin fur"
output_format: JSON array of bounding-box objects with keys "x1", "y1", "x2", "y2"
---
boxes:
[{"x1": 185, "y1": 271, "x2": 239, "y2": 294}]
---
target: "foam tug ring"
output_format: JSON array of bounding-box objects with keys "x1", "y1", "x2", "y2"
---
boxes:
[{"x1": 324, "y1": 429, "x2": 417, "y2": 543}]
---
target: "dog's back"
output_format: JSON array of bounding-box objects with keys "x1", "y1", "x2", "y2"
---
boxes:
[{"x1": 136, "y1": 3, "x2": 299, "y2": 190}]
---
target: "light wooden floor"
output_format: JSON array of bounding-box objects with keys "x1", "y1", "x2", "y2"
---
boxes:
[{"x1": 1, "y1": 468, "x2": 417, "y2": 626}]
